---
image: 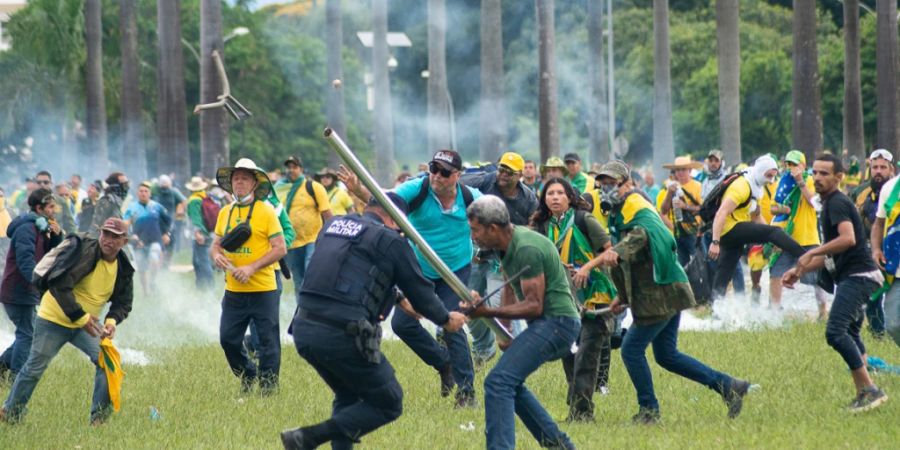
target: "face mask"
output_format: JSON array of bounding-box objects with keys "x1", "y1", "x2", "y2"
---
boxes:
[
  {"x1": 236, "y1": 193, "x2": 254, "y2": 205},
  {"x1": 599, "y1": 184, "x2": 622, "y2": 212}
]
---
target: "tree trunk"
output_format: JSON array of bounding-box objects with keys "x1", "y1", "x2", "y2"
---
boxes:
[
  {"x1": 326, "y1": 0, "x2": 346, "y2": 168},
  {"x1": 792, "y1": 0, "x2": 823, "y2": 162},
  {"x1": 587, "y1": 0, "x2": 608, "y2": 165},
  {"x1": 120, "y1": 0, "x2": 146, "y2": 182},
  {"x1": 876, "y1": 0, "x2": 899, "y2": 155},
  {"x1": 716, "y1": 0, "x2": 741, "y2": 167},
  {"x1": 157, "y1": 0, "x2": 191, "y2": 182},
  {"x1": 843, "y1": 0, "x2": 865, "y2": 161},
  {"x1": 536, "y1": 0, "x2": 559, "y2": 162},
  {"x1": 200, "y1": 0, "x2": 228, "y2": 177},
  {"x1": 85, "y1": 0, "x2": 109, "y2": 177},
  {"x1": 479, "y1": 0, "x2": 506, "y2": 162},
  {"x1": 372, "y1": 0, "x2": 394, "y2": 186},
  {"x1": 652, "y1": 0, "x2": 674, "y2": 183},
  {"x1": 427, "y1": 0, "x2": 452, "y2": 152}
]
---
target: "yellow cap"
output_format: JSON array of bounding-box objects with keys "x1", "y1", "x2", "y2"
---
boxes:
[{"x1": 498, "y1": 152, "x2": 525, "y2": 172}]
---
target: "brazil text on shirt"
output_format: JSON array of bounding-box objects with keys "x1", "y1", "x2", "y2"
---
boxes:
[
  {"x1": 394, "y1": 177, "x2": 483, "y2": 279},
  {"x1": 325, "y1": 218, "x2": 364, "y2": 237}
]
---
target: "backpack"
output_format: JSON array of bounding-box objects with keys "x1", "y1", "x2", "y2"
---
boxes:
[
  {"x1": 408, "y1": 177, "x2": 474, "y2": 213},
  {"x1": 33, "y1": 233, "x2": 82, "y2": 292},
  {"x1": 698, "y1": 172, "x2": 751, "y2": 223},
  {"x1": 201, "y1": 196, "x2": 221, "y2": 232}
]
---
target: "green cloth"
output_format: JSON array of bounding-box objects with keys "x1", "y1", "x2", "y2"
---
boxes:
[
  {"x1": 546, "y1": 209, "x2": 617, "y2": 307},
  {"x1": 768, "y1": 172, "x2": 807, "y2": 267},
  {"x1": 186, "y1": 195, "x2": 207, "y2": 234},
  {"x1": 611, "y1": 195, "x2": 688, "y2": 285},
  {"x1": 279, "y1": 176, "x2": 306, "y2": 214},
  {"x1": 569, "y1": 172, "x2": 589, "y2": 193},
  {"x1": 501, "y1": 226, "x2": 580, "y2": 318}
]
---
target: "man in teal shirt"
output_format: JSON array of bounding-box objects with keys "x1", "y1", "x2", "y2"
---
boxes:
[{"x1": 467, "y1": 195, "x2": 579, "y2": 450}]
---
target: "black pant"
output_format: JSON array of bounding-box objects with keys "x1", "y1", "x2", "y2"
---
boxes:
[
  {"x1": 827, "y1": 277, "x2": 877, "y2": 371},
  {"x1": 713, "y1": 222, "x2": 805, "y2": 299},
  {"x1": 293, "y1": 318, "x2": 403, "y2": 450},
  {"x1": 561, "y1": 314, "x2": 614, "y2": 419},
  {"x1": 219, "y1": 290, "x2": 281, "y2": 386}
]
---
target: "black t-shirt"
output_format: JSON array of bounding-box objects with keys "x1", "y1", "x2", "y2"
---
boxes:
[{"x1": 821, "y1": 190, "x2": 876, "y2": 280}]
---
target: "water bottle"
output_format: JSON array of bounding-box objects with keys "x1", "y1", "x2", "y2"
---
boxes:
[
  {"x1": 149, "y1": 406, "x2": 161, "y2": 421},
  {"x1": 673, "y1": 187, "x2": 684, "y2": 222}
]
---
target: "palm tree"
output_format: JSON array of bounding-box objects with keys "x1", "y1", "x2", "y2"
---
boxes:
[
  {"x1": 479, "y1": 0, "x2": 506, "y2": 162},
  {"x1": 427, "y1": 0, "x2": 452, "y2": 152},
  {"x1": 716, "y1": 0, "x2": 741, "y2": 166},
  {"x1": 652, "y1": 0, "x2": 674, "y2": 183},
  {"x1": 157, "y1": 0, "x2": 191, "y2": 181},
  {"x1": 326, "y1": 0, "x2": 346, "y2": 168},
  {"x1": 536, "y1": 0, "x2": 559, "y2": 162},
  {"x1": 876, "y1": 0, "x2": 899, "y2": 155},
  {"x1": 792, "y1": 0, "x2": 823, "y2": 162},
  {"x1": 200, "y1": 0, "x2": 229, "y2": 177},
  {"x1": 843, "y1": 0, "x2": 864, "y2": 161},
  {"x1": 372, "y1": 0, "x2": 394, "y2": 186},
  {"x1": 120, "y1": 0, "x2": 146, "y2": 182},
  {"x1": 587, "y1": 0, "x2": 609, "y2": 165},
  {"x1": 85, "y1": 0, "x2": 109, "y2": 175}
]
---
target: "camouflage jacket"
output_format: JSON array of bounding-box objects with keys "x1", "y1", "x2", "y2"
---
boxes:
[
  {"x1": 54, "y1": 195, "x2": 77, "y2": 235},
  {"x1": 608, "y1": 227, "x2": 696, "y2": 326},
  {"x1": 88, "y1": 194, "x2": 124, "y2": 238}
]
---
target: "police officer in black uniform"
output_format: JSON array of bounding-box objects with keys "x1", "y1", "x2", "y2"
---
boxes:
[{"x1": 281, "y1": 193, "x2": 466, "y2": 450}]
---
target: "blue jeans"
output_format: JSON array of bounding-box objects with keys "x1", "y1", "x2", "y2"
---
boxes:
[
  {"x1": 293, "y1": 318, "x2": 403, "y2": 450},
  {"x1": 192, "y1": 240, "x2": 214, "y2": 290},
  {"x1": 826, "y1": 277, "x2": 877, "y2": 371},
  {"x1": 1, "y1": 304, "x2": 36, "y2": 375},
  {"x1": 621, "y1": 312, "x2": 731, "y2": 411},
  {"x1": 391, "y1": 265, "x2": 475, "y2": 395},
  {"x1": 866, "y1": 295, "x2": 886, "y2": 336},
  {"x1": 219, "y1": 290, "x2": 281, "y2": 387},
  {"x1": 484, "y1": 316, "x2": 579, "y2": 450},
  {"x1": 286, "y1": 243, "x2": 315, "y2": 303},
  {"x1": 3, "y1": 317, "x2": 110, "y2": 423},
  {"x1": 676, "y1": 233, "x2": 696, "y2": 267}
]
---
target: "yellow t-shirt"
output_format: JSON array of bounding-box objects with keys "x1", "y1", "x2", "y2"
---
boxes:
[
  {"x1": 275, "y1": 179, "x2": 331, "y2": 248},
  {"x1": 215, "y1": 200, "x2": 283, "y2": 292},
  {"x1": 722, "y1": 176, "x2": 753, "y2": 236},
  {"x1": 588, "y1": 190, "x2": 609, "y2": 233},
  {"x1": 758, "y1": 179, "x2": 777, "y2": 225},
  {"x1": 775, "y1": 177, "x2": 820, "y2": 246},
  {"x1": 327, "y1": 187, "x2": 355, "y2": 216},
  {"x1": 38, "y1": 259, "x2": 118, "y2": 328},
  {"x1": 656, "y1": 179, "x2": 702, "y2": 234}
]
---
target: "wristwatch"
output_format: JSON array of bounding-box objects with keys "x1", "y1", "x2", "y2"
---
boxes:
[{"x1": 711, "y1": 240, "x2": 720, "y2": 245}]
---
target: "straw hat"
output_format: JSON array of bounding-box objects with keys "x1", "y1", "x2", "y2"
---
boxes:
[
  {"x1": 215, "y1": 158, "x2": 271, "y2": 199},
  {"x1": 184, "y1": 176, "x2": 209, "y2": 192},
  {"x1": 662, "y1": 156, "x2": 704, "y2": 170}
]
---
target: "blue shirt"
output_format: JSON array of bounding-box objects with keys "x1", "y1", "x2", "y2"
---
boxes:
[
  {"x1": 123, "y1": 200, "x2": 171, "y2": 245},
  {"x1": 394, "y1": 177, "x2": 482, "y2": 279}
]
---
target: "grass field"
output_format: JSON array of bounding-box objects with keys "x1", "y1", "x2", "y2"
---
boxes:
[{"x1": 1, "y1": 317, "x2": 898, "y2": 449}]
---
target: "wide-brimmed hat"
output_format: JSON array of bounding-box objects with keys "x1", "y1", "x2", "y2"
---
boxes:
[
  {"x1": 216, "y1": 158, "x2": 271, "y2": 199},
  {"x1": 184, "y1": 176, "x2": 209, "y2": 192},
  {"x1": 314, "y1": 167, "x2": 338, "y2": 181},
  {"x1": 540, "y1": 156, "x2": 566, "y2": 175},
  {"x1": 662, "y1": 156, "x2": 704, "y2": 170}
]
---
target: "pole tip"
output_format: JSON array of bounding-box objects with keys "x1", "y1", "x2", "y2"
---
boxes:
[{"x1": 323, "y1": 128, "x2": 334, "y2": 138}]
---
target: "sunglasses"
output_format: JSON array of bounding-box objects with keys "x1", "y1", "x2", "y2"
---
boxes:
[
  {"x1": 429, "y1": 162, "x2": 457, "y2": 178},
  {"x1": 498, "y1": 166, "x2": 520, "y2": 177}
]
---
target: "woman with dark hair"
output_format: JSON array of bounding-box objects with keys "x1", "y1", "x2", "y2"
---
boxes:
[{"x1": 530, "y1": 177, "x2": 617, "y2": 421}]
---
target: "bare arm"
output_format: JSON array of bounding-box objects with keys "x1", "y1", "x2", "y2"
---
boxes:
[
  {"x1": 871, "y1": 217, "x2": 886, "y2": 268},
  {"x1": 479, "y1": 274, "x2": 546, "y2": 321},
  {"x1": 804, "y1": 221, "x2": 856, "y2": 258}
]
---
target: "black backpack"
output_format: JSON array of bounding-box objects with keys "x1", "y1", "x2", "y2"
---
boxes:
[
  {"x1": 698, "y1": 172, "x2": 752, "y2": 223},
  {"x1": 408, "y1": 177, "x2": 474, "y2": 213},
  {"x1": 33, "y1": 234, "x2": 83, "y2": 292}
]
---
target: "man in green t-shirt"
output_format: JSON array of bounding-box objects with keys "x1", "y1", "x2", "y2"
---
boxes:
[{"x1": 465, "y1": 195, "x2": 579, "y2": 450}]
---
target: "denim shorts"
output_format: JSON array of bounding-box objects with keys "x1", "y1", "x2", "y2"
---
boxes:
[{"x1": 769, "y1": 244, "x2": 817, "y2": 285}]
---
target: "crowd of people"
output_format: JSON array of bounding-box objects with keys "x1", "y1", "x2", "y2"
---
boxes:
[{"x1": 0, "y1": 145, "x2": 897, "y2": 449}]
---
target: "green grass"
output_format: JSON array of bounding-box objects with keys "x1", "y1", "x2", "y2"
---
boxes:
[{"x1": 1, "y1": 321, "x2": 898, "y2": 449}]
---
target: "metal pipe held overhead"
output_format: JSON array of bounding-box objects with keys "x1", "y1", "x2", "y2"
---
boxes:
[{"x1": 323, "y1": 127, "x2": 513, "y2": 344}]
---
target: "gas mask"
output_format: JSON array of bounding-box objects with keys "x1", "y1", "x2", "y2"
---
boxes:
[
  {"x1": 108, "y1": 182, "x2": 130, "y2": 200},
  {"x1": 599, "y1": 184, "x2": 622, "y2": 213}
]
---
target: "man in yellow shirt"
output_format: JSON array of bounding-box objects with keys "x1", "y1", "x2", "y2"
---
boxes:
[
  {"x1": 1, "y1": 218, "x2": 133, "y2": 425},
  {"x1": 212, "y1": 158, "x2": 287, "y2": 395},
  {"x1": 708, "y1": 155, "x2": 805, "y2": 301},
  {"x1": 768, "y1": 151, "x2": 828, "y2": 317},
  {"x1": 274, "y1": 156, "x2": 332, "y2": 302},
  {"x1": 659, "y1": 156, "x2": 704, "y2": 266},
  {"x1": 314, "y1": 168, "x2": 355, "y2": 216}
]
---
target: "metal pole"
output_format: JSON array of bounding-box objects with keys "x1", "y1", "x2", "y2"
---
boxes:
[
  {"x1": 607, "y1": 0, "x2": 615, "y2": 153},
  {"x1": 323, "y1": 128, "x2": 513, "y2": 343}
]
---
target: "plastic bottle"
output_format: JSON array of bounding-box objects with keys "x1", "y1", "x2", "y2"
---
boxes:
[{"x1": 674, "y1": 187, "x2": 685, "y2": 222}]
